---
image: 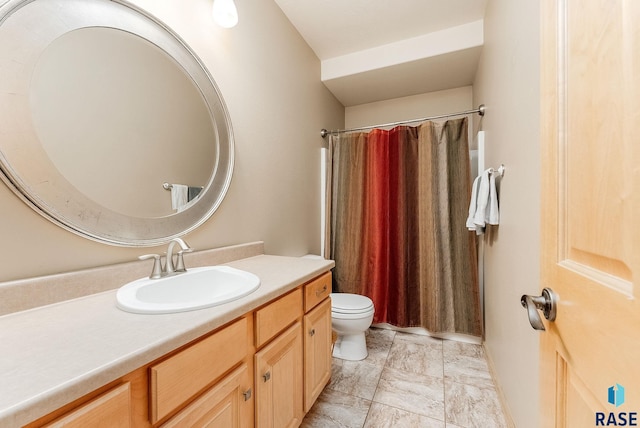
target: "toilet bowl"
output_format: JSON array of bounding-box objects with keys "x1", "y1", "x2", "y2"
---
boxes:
[{"x1": 330, "y1": 293, "x2": 375, "y2": 361}]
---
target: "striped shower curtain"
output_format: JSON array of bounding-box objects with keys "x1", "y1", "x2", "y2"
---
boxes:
[{"x1": 324, "y1": 118, "x2": 482, "y2": 337}]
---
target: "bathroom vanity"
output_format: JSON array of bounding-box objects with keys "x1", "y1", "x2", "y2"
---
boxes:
[{"x1": 0, "y1": 245, "x2": 334, "y2": 427}]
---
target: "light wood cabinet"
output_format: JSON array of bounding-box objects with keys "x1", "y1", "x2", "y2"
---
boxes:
[
  {"x1": 253, "y1": 273, "x2": 332, "y2": 427},
  {"x1": 42, "y1": 383, "x2": 132, "y2": 428},
  {"x1": 28, "y1": 271, "x2": 332, "y2": 428},
  {"x1": 255, "y1": 322, "x2": 304, "y2": 428},
  {"x1": 254, "y1": 289, "x2": 305, "y2": 427},
  {"x1": 303, "y1": 297, "x2": 332, "y2": 413}
]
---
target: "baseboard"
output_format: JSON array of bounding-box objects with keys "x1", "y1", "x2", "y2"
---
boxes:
[{"x1": 482, "y1": 343, "x2": 517, "y2": 428}]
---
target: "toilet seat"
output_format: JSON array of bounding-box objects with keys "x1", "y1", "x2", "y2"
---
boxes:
[{"x1": 330, "y1": 293, "x2": 374, "y2": 315}]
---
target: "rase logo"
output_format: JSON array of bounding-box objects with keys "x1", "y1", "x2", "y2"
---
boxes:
[
  {"x1": 610, "y1": 384, "x2": 626, "y2": 408},
  {"x1": 596, "y1": 384, "x2": 637, "y2": 426}
]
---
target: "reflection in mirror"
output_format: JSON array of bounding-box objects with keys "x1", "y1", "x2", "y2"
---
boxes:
[
  {"x1": 31, "y1": 27, "x2": 215, "y2": 218},
  {"x1": 0, "y1": 0, "x2": 234, "y2": 246}
]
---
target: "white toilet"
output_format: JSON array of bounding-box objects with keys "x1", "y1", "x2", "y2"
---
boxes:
[{"x1": 330, "y1": 293, "x2": 375, "y2": 361}]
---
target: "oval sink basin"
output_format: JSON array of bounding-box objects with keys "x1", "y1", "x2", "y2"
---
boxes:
[{"x1": 116, "y1": 266, "x2": 260, "y2": 314}]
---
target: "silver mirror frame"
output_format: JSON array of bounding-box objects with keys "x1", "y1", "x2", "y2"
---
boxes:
[{"x1": 0, "y1": 0, "x2": 234, "y2": 246}]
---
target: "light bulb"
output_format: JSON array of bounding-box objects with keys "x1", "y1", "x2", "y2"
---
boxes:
[{"x1": 212, "y1": 0, "x2": 238, "y2": 28}]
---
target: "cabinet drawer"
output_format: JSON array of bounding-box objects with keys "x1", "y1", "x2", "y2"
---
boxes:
[
  {"x1": 303, "y1": 272, "x2": 331, "y2": 312},
  {"x1": 255, "y1": 288, "x2": 302, "y2": 348},
  {"x1": 150, "y1": 317, "x2": 248, "y2": 423},
  {"x1": 43, "y1": 383, "x2": 131, "y2": 428}
]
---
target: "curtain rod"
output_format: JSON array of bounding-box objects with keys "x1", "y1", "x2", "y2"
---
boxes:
[{"x1": 320, "y1": 104, "x2": 485, "y2": 138}]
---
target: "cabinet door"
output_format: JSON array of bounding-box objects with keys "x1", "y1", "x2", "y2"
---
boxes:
[
  {"x1": 161, "y1": 364, "x2": 253, "y2": 428},
  {"x1": 42, "y1": 383, "x2": 131, "y2": 428},
  {"x1": 303, "y1": 298, "x2": 332, "y2": 412},
  {"x1": 255, "y1": 322, "x2": 303, "y2": 428}
]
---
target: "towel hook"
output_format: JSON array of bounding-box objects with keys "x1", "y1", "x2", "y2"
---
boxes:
[{"x1": 487, "y1": 164, "x2": 505, "y2": 177}]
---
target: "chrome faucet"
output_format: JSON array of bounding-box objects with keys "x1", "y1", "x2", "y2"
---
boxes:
[
  {"x1": 139, "y1": 238, "x2": 193, "y2": 279},
  {"x1": 165, "y1": 238, "x2": 192, "y2": 275}
]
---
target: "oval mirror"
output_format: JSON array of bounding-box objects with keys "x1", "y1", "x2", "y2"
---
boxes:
[{"x1": 0, "y1": 0, "x2": 234, "y2": 246}]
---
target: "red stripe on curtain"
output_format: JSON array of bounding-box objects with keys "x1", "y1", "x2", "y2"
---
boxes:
[
  {"x1": 359, "y1": 126, "x2": 421, "y2": 324},
  {"x1": 362, "y1": 129, "x2": 389, "y2": 322}
]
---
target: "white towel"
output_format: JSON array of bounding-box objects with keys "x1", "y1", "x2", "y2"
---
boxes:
[
  {"x1": 467, "y1": 168, "x2": 500, "y2": 234},
  {"x1": 473, "y1": 169, "x2": 491, "y2": 228},
  {"x1": 171, "y1": 184, "x2": 189, "y2": 212},
  {"x1": 466, "y1": 175, "x2": 481, "y2": 230}
]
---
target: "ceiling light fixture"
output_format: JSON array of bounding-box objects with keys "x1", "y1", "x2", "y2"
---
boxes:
[{"x1": 212, "y1": 0, "x2": 238, "y2": 28}]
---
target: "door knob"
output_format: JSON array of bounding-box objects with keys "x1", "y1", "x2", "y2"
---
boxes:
[{"x1": 520, "y1": 288, "x2": 558, "y2": 331}]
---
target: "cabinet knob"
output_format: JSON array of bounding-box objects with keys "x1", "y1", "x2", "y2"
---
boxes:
[
  {"x1": 309, "y1": 329, "x2": 316, "y2": 336},
  {"x1": 243, "y1": 388, "x2": 252, "y2": 401},
  {"x1": 262, "y1": 371, "x2": 271, "y2": 382},
  {"x1": 315, "y1": 285, "x2": 327, "y2": 297}
]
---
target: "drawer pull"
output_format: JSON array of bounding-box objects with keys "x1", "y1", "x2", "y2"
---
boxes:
[
  {"x1": 309, "y1": 328, "x2": 316, "y2": 337},
  {"x1": 263, "y1": 371, "x2": 271, "y2": 382},
  {"x1": 243, "y1": 388, "x2": 252, "y2": 401},
  {"x1": 315, "y1": 285, "x2": 327, "y2": 297}
]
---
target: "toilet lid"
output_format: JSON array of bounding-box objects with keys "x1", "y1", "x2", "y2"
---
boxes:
[{"x1": 330, "y1": 293, "x2": 374, "y2": 314}]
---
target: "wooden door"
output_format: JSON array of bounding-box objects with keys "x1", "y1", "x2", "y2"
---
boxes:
[
  {"x1": 303, "y1": 298, "x2": 332, "y2": 412},
  {"x1": 255, "y1": 322, "x2": 303, "y2": 428},
  {"x1": 540, "y1": 0, "x2": 640, "y2": 426}
]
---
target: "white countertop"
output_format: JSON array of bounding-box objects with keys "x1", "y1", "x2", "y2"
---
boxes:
[{"x1": 0, "y1": 254, "x2": 334, "y2": 427}]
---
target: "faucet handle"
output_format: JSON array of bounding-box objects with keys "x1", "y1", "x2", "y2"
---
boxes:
[
  {"x1": 175, "y1": 248, "x2": 193, "y2": 273},
  {"x1": 139, "y1": 254, "x2": 163, "y2": 279}
]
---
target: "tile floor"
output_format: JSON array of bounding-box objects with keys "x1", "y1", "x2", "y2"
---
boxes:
[{"x1": 301, "y1": 328, "x2": 509, "y2": 428}]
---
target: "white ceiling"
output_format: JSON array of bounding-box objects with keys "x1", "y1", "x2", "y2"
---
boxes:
[{"x1": 273, "y1": 0, "x2": 487, "y2": 106}]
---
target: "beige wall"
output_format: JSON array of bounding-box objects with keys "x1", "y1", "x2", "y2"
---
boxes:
[
  {"x1": 473, "y1": 0, "x2": 540, "y2": 427},
  {"x1": 345, "y1": 86, "x2": 473, "y2": 129},
  {"x1": 0, "y1": 0, "x2": 344, "y2": 283}
]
